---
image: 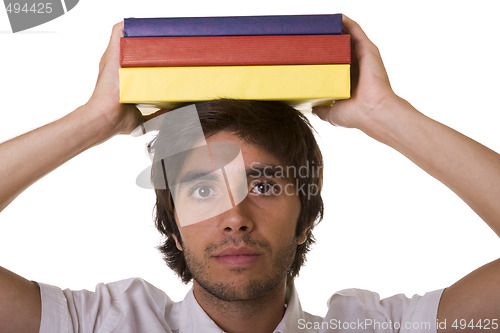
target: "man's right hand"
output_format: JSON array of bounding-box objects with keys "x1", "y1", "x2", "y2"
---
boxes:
[{"x1": 83, "y1": 21, "x2": 143, "y2": 137}]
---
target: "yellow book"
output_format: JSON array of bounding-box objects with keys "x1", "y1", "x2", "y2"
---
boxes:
[{"x1": 119, "y1": 65, "x2": 350, "y2": 113}]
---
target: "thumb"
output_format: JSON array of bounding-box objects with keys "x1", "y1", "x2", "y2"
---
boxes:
[
  {"x1": 312, "y1": 99, "x2": 352, "y2": 127},
  {"x1": 312, "y1": 104, "x2": 334, "y2": 122}
]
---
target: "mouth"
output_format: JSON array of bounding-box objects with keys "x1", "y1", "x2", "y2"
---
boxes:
[{"x1": 212, "y1": 247, "x2": 263, "y2": 266}]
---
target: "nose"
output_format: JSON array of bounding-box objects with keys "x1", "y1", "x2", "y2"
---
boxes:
[{"x1": 219, "y1": 200, "x2": 254, "y2": 235}]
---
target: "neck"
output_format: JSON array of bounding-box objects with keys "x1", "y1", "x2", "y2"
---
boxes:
[{"x1": 193, "y1": 278, "x2": 288, "y2": 333}]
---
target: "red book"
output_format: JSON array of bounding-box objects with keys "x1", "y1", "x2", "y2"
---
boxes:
[{"x1": 120, "y1": 34, "x2": 350, "y2": 67}]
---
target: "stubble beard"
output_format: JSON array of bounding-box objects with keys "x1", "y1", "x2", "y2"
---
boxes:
[{"x1": 183, "y1": 236, "x2": 298, "y2": 302}]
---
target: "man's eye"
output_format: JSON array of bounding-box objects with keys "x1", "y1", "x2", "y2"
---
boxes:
[
  {"x1": 189, "y1": 184, "x2": 216, "y2": 200},
  {"x1": 250, "y1": 181, "x2": 279, "y2": 196},
  {"x1": 196, "y1": 186, "x2": 212, "y2": 198}
]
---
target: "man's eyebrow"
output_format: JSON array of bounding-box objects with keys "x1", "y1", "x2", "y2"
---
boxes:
[
  {"x1": 178, "y1": 165, "x2": 287, "y2": 185},
  {"x1": 247, "y1": 165, "x2": 288, "y2": 179},
  {"x1": 178, "y1": 169, "x2": 221, "y2": 185}
]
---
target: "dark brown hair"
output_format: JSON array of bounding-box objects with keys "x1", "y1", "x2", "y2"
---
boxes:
[{"x1": 150, "y1": 99, "x2": 324, "y2": 283}]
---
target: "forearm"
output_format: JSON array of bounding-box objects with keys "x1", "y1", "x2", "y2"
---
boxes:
[
  {"x1": 0, "y1": 104, "x2": 112, "y2": 212},
  {"x1": 362, "y1": 96, "x2": 500, "y2": 235}
]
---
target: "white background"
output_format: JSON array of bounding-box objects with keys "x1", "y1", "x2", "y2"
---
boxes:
[{"x1": 0, "y1": 0, "x2": 499, "y2": 317}]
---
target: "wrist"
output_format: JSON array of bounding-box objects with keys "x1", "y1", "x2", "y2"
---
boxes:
[
  {"x1": 70, "y1": 103, "x2": 118, "y2": 147},
  {"x1": 83, "y1": 95, "x2": 143, "y2": 137},
  {"x1": 357, "y1": 95, "x2": 417, "y2": 145}
]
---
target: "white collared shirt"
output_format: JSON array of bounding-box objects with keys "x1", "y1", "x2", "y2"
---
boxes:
[{"x1": 38, "y1": 278, "x2": 443, "y2": 333}]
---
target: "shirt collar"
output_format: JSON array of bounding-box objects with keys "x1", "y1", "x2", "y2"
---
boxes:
[
  {"x1": 178, "y1": 288, "x2": 224, "y2": 333},
  {"x1": 177, "y1": 284, "x2": 311, "y2": 333},
  {"x1": 273, "y1": 283, "x2": 308, "y2": 333}
]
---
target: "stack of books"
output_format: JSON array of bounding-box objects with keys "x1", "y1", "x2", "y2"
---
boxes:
[{"x1": 119, "y1": 14, "x2": 351, "y2": 113}]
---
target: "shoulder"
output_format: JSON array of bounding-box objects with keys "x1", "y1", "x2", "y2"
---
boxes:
[
  {"x1": 57, "y1": 277, "x2": 173, "y2": 309},
  {"x1": 324, "y1": 288, "x2": 444, "y2": 332},
  {"x1": 95, "y1": 277, "x2": 173, "y2": 303},
  {"x1": 39, "y1": 278, "x2": 175, "y2": 333}
]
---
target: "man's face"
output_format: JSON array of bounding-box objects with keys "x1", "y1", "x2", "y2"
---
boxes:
[{"x1": 173, "y1": 131, "x2": 305, "y2": 301}]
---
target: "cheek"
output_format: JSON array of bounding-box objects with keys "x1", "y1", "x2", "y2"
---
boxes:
[
  {"x1": 257, "y1": 195, "x2": 301, "y2": 237},
  {"x1": 177, "y1": 221, "x2": 218, "y2": 252},
  {"x1": 277, "y1": 191, "x2": 301, "y2": 218}
]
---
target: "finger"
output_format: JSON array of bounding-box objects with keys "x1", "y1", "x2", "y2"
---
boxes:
[
  {"x1": 342, "y1": 14, "x2": 379, "y2": 61},
  {"x1": 143, "y1": 108, "x2": 172, "y2": 122},
  {"x1": 312, "y1": 99, "x2": 353, "y2": 127},
  {"x1": 311, "y1": 104, "x2": 333, "y2": 122},
  {"x1": 342, "y1": 14, "x2": 390, "y2": 88},
  {"x1": 342, "y1": 15, "x2": 368, "y2": 41},
  {"x1": 311, "y1": 103, "x2": 342, "y2": 127},
  {"x1": 102, "y1": 22, "x2": 124, "y2": 59},
  {"x1": 342, "y1": 15, "x2": 372, "y2": 48},
  {"x1": 130, "y1": 108, "x2": 175, "y2": 137},
  {"x1": 108, "y1": 21, "x2": 124, "y2": 52},
  {"x1": 122, "y1": 104, "x2": 145, "y2": 136}
]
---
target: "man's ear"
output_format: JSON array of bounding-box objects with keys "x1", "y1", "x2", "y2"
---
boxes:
[
  {"x1": 296, "y1": 219, "x2": 315, "y2": 245},
  {"x1": 171, "y1": 234, "x2": 183, "y2": 251}
]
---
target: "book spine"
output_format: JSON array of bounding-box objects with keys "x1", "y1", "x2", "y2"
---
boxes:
[
  {"x1": 119, "y1": 65, "x2": 351, "y2": 103},
  {"x1": 120, "y1": 35, "x2": 351, "y2": 67},
  {"x1": 124, "y1": 14, "x2": 342, "y2": 37}
]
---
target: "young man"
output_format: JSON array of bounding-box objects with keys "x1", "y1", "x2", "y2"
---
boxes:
[{"x1": 0, "y1": 15, "x2": 499, "y2": 333}]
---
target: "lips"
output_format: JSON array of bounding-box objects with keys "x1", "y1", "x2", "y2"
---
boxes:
[{"x1": 212, "y1": 247, "x2": 263, "y2": 266}]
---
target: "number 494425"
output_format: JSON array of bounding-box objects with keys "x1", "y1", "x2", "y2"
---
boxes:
[{"x1": 6, "y1": 2, "x2": 53, "y2": 14}]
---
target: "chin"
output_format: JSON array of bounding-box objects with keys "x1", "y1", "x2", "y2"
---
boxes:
[{"x1": 196, "y1": 273, "x2": 286, "y2": 302}]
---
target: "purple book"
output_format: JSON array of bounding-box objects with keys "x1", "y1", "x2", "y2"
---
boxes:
[{"x1": 124, "y1": 14, "x2": 343, "y2": 37}]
